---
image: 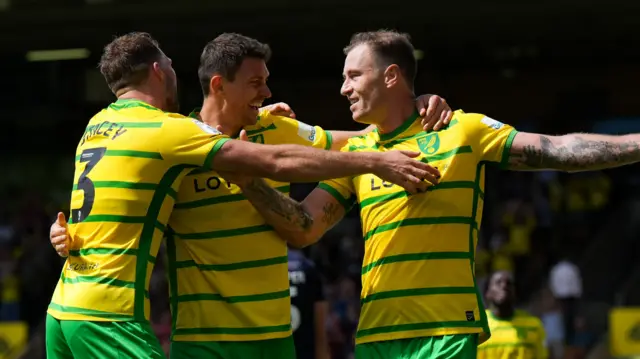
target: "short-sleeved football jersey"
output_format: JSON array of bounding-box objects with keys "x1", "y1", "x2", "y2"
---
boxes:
[
  {"x1": 167, "y1": 109, "x2": 331, "y2": 342},
  {"x1": 319, "y1": 110, "x2": 517, "y2": 345},
  {"x1": 477, "y1": 310, "x2": 547, "y2": 359},
  {"x1": 47, "y1": 99, "x2": 229, "y2": 322}
]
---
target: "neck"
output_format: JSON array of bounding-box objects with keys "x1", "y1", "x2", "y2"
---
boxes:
[
  {"x1": 491, "y1": 304, "x2": 515, "y2": 319},
  {"x1": 375, "y1": 94, "x2": 416, "y2": 135},
  {"x1": 118, "y1": 89, "x2": 165, "y2": 111},
  {"x1": 199, "y1": 98, "x2": 243, "y2": 137}
]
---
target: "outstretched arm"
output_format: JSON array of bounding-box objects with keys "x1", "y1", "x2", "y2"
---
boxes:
[
  {"x1": 233, "y1": 179, "x2": 347, "y2": 247},
  {"x1": 506, "y1": 132, "x2": 640, "y2": 172},
  {"x1": 213, "y1": 138, "x2": 438, "y2": 193}
]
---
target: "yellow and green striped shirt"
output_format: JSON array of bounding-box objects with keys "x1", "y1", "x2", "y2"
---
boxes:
[
  {"x1": 319, "y1": 110, "x2": 517, "y2": 345},
  {"x1": 48, "y1": 99, "x2": 229, "y2": 322},
  {"x1": 478, "y1": 310, "x2": 547, "y2": 359},
  {"x1": 167, "y1": 109, "x2": 331, "y2": 342}
]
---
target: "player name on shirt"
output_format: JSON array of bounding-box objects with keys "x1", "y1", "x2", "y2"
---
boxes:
[
  {"x1": 192, "y1": 175, "x2": 234, "y2": 193},
  {"x1": 80, "y1": 121, "x2": 129, "y2": 144}
]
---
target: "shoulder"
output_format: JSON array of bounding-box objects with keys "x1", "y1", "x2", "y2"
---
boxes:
[
  {"x1": 158, "y1": 112, "x2": 189, "y2": 129},
  {"x1": 255, "y1": 110, "x2": 301, "y2": 130},
  {"x1": 342, "y1": 131, "x2": 376, "y2": 152},
  {"x1": 515, "y1": 309, "x2": 544, "y2": 326},
  {"x1": 452, "y1": 110, "x2": 504, "y2": 130},
  {"x1": 164, "y1": 115, "x2": 222, "y2": 136},
  {"x1": 258, "y1": 112, "x2": 322, "y2": 143}
]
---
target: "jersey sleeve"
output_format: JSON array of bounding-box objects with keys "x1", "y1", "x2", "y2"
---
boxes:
[
  {"x1": 159, "y1": 116, "x2": 231, "y2": 168},
  {"x1": 266, "y1": 113, "x2": 332, "y2": 150},
  {"x1": 457, "y1": 111, "x2": 518, "y2": 166}
]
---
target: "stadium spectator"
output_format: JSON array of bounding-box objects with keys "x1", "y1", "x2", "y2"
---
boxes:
[
  {"x1": 540, "y1": 288, "x2": 565, "y2": 359},
  {"x1": 549, "y1": 253, "x2": 582, "y2": 347},
  {"x1": 288, "y1": 248, "x2": 330, "y2": 359}
]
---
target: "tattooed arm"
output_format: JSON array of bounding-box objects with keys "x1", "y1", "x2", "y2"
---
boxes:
[
  {"x1": 238, "y1": 179, "x2": 347, "y2": 248},
  {"x1": 507, "y1": 132, "x2": 640, "y2": 172}
]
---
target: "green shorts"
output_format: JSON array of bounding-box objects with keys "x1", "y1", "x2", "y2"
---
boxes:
[
  {"x1": 355, "y1": 334, "x2": 477, "y2": 359},
  {"x1": 45, "y1": 314, "x2": 164, "y2": 359},
  {"x1": 170, "y1": 336, "x2": 295, "y2": 359}
]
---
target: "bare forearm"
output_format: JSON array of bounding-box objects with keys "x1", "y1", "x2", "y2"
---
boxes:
[
  {"x1": 265, "y1": 146, "x2": 378, "y2": 182},
  {"x1": 508, "y1": 132, "x2": 640, "y2": 172},
  {"x1": 240, "y1": 180, "x2": 345, "y2": 247},
  {"x1": 240, "y1": 179, "x2": 313, "y2": 246},
  {"x1": 215, "y1": 141, "x2": 378, "y2": 182}
]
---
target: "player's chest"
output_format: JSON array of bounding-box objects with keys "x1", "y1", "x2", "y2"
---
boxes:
[
  {"x1": 177, "y1": 170, "x2": 287, "y2": 204},
  {"x1": 353, "y1": 130, "x2": 474, "y2": 197},
  {"x1": 489, "y1": 323, "x2": 540, "y2": 343}
]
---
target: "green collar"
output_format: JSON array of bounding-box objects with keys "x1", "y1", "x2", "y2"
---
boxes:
[
  {"x1": 376, "y1": 111, "x2": 419, "y2": 142},
  {"x1": 109, "y1": 98, "x2": 163, "y2": 112},
  {"x1": 188, "y1": 107, "x2": 201, "y2": 119}
]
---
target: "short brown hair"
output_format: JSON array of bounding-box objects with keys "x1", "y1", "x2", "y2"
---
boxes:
[
  {"x1": 99, "y1": 32, "x2": 165, "y2": 94},
  {"x1": 198, "y1": 33, "x2": 272, "y2": 96},
  {"x1": 344, "y1": 30, "x2": 417, "y2": 84}
]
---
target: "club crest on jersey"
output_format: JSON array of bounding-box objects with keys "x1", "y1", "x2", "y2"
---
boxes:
[
  {"x1": 192, "y1": 119, "x2": 221, "y2": 135},
  {"x1": 297, "y1": 122, "x2": 316, "y2": 142},
  {"x1": 481, "y1": 116, "x2": 504, "y2": 130},
  {"x1": 417, "y1": 133, "x2": 440, "y2": 155}
]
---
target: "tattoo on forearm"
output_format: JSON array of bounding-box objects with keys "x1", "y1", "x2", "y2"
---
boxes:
[
  {"x1": 321, "y1": 202, "x2": 340, "y2": 226},
  {"x1": 244, "y1": 180, "x2": 313, "y2": 231},
  {"x1": 509, "y1": 135, "x2": 640, "y2": 171}
]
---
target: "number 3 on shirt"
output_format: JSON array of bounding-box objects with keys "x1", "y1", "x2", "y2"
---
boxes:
[{"x1": 72, "y1": 147, "x2": 106, "y2": 223}]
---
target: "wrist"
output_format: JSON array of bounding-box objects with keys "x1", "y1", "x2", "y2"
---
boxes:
[
  {"x1": 233, "y1": 177, "x2": 258, "y2": 189},
  {"x1": 358, "y1": 152, "x2": 379, "y2": 174}
]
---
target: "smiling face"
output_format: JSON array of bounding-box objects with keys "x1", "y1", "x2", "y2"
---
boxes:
[
  {"x1": 221, "y1": 57, "x2": 272, "y2": 126},
  {"x1": 340, "y1": 44, "x2": 388, "y2": 125}
]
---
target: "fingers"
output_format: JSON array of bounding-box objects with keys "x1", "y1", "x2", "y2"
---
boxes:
[
  {"x1": 398, "y1": 176, "x2": 430, "y2": 194},
  {"x1": 433, "y1": 109, "x2": 453, "y2": 131},
  {"x1": 425, "y1": 98, "x2": 445, "y2": 131},
  {"x1": 51, "y1": 234, "x2": 68, "y2": 245},
  {"x1": 399, "y1": 150, "x2": 421, "y2": 158},
  {"x1": 427, "y1": 95, "x2": 439, "y2": 119},
  {"x1": 421, "y1": 163, "x2": 441, "y2": 182},
  {"x1": 57, "y1": 212, "x2": 67, "y2": 226},
  {"x1": 421, "y1": 169, "x2": 440, "y2": 185},
  {"x1": 421, "y1": 118, "x2": 435, "y2": 132},
  {"x1": 418, "y1": 95, "x2": 451, "y2": 132},
  {"x1": 398, "y1": 177, "x2": 421, "y2": 194},
  {"x1": 55, "y1": 243, "x2": 69, "y2": 258},
  {"x1": 407, "y1": 163, "x2": 440, "y2": 185},
  {"x1": 416, "y1": 95, "x2": 430, "y2": 118},
  {"x1": 50, "y1": 224, "x2": 67, "y2": 242},
  {"x1": 418, "y1": 96, "x2": 436, "y2": 131},
  {"x1": 265, "y1": 102, "x2": 296, "y2": 118},
  {"x1": 239, "y1": 129, "x2": 249, "y2": 142}
]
